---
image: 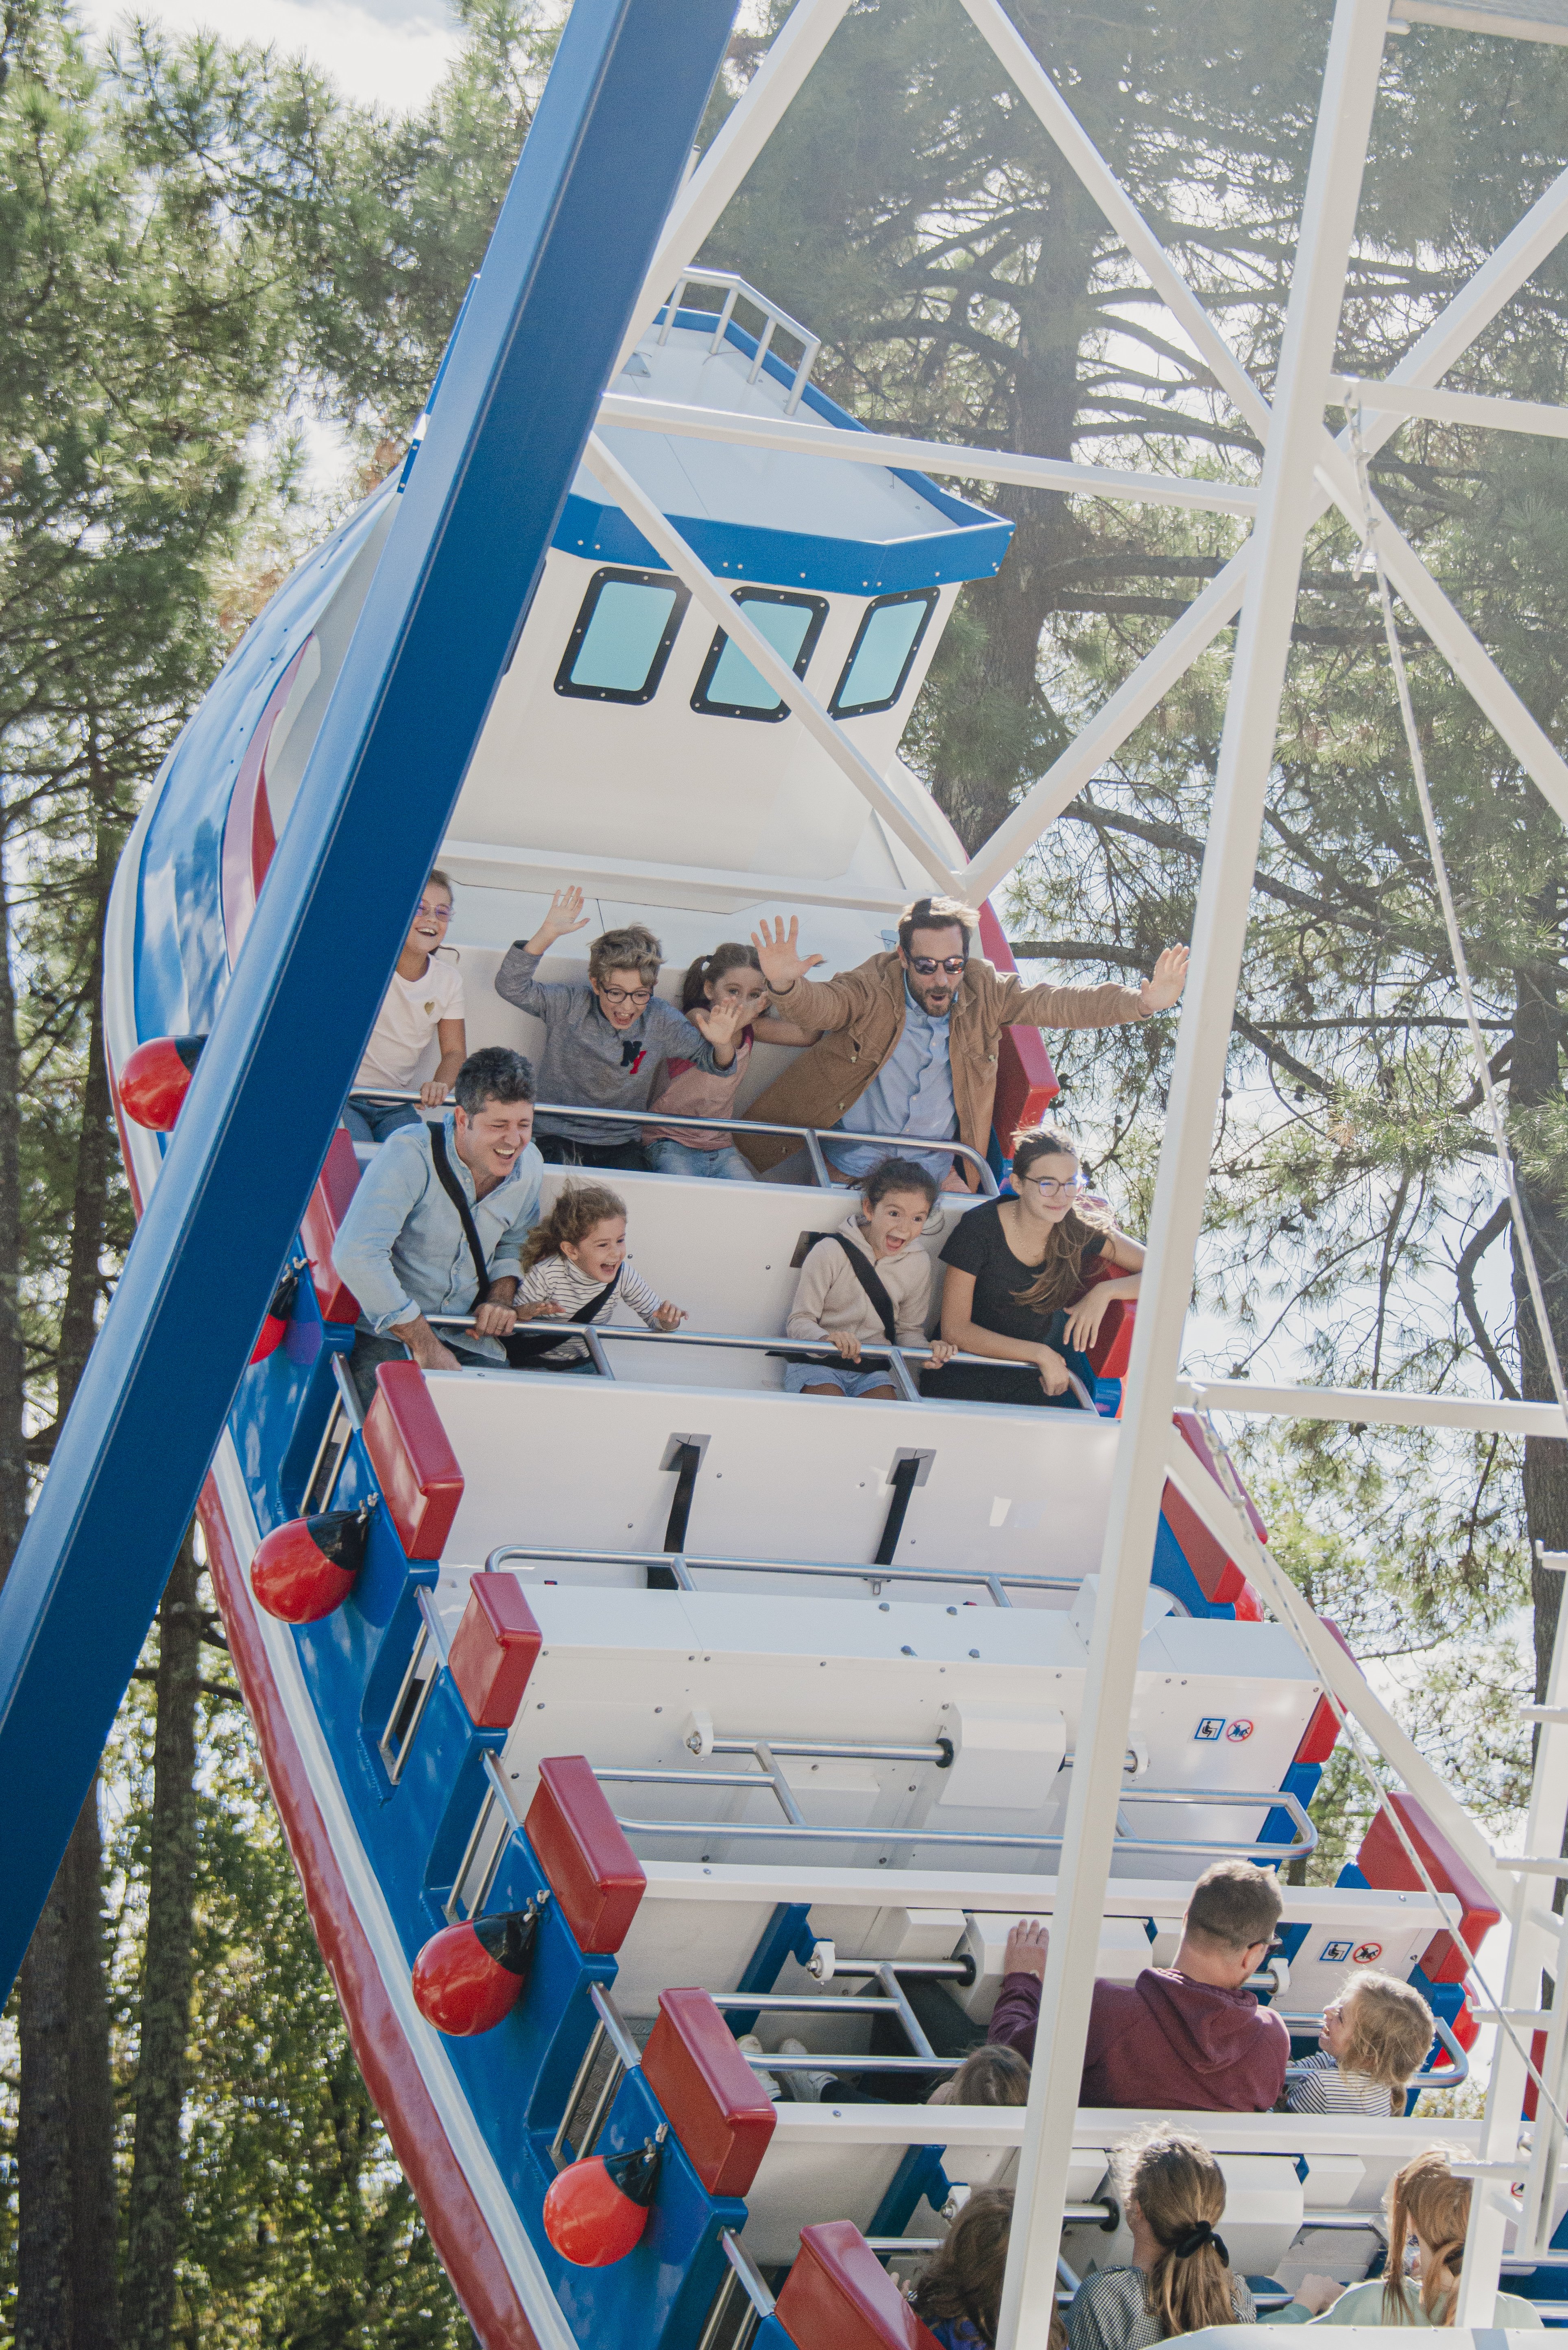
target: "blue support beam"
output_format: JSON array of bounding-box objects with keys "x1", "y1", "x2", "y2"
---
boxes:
[{"x1": 0, "y1": 0, "x2": 738, "y2": 1997}]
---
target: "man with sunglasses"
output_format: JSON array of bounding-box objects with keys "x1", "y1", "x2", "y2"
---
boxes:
[
  {"x1": 496, "y1": 885, "x2": 745, "y2": 1170},
  {"x1": 745, "y1": 895, "x2": 1188, "y2": 1188}
]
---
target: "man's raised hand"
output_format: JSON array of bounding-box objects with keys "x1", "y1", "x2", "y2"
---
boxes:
[
  {"x1": 1003, "y1": 1918, "x2": 1049, "y2": 1980},
  {"x1": 750, "y1": 915, "x2": 823, "y2": 995},
  {"x1": 1139, "y1": 943, "x2": 1190, "y2": 1014}
]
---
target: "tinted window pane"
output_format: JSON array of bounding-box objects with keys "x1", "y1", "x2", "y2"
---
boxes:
[
  {"x1": 835, "y1": 598, "x2": 930, "y2": 712},
  {"x1": 706, "y1": 596, "x2": 819, "y2": 713},
  {"x1": 569, "y1": 580, "x2": 682, "y2": 693}
]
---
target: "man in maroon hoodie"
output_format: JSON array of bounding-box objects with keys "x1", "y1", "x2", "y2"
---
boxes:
[{"x1": 986, "y1": 1859, "x2": 1289, "y2": 2110}]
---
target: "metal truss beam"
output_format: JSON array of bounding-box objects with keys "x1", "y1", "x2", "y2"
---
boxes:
[
  {"x1": 996, "y1": 8, "x2": 1394, "y2": 2344},
  {"x1": 0, "y1": 0, "x2": 740, "y2": 2000},
  {"x1": 1331, "y1": 372, "x2": 1568, "y2": 437},
  {"x1": 595, "y1": 393, "x2": 1262, "y2": 517},
  {"x1": 1183, "y1": 1377, "x2": 1568, "y2": 1440}
]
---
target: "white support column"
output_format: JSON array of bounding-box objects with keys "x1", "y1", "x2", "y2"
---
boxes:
[
  {"x1": 617, "y1": 0, "x2": 854, "y2": 373},
  {"x1": 993, "y1": 7, "x2": 1392, "y2": 2344},
  {"x1": 579, "y1": 432, "x2": 962, "y2": 889}
]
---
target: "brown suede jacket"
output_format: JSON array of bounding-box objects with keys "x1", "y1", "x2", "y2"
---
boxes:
[{"x1": 741, "y1": 950, "x2": 1146, "y2": 1180}]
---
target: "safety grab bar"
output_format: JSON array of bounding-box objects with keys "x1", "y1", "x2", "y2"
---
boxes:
[
  {"x1": 655, "y1": 268, "x2": 822, "y2": 415},
  {"x1": 483, "y1": 1539, "x2": 1097, "y2": 1609},
  {"x1": 595, "y1": 1772, "x2": 1317, "y2": 1865},
  {"x1": 426, "y1": 1320, "x2": 1101, "y2": 1414},
  {"x1": 345, "y1": 1090, "x2": 1001, "y2": 1195},
  {"x1": 1275, "y1": 2008, "x2": 1469, "y2": 2087}
]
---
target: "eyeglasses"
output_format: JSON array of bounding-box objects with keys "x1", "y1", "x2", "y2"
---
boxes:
[
  {"x1": 1025, "y1": 1174, "x2": 1084, "y2": 1198},
  {"x1": 908, "y1": 954, "x2": 967, "y2": 976},
  {"x1": 598, "y1": 983, "x2": 653, "y2": 1007},
  {"x1": 417, "y1": 902, "x2": 452, "y2": 923}
]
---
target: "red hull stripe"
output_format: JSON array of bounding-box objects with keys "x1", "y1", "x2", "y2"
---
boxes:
[{"x1": 198, "y1": 1477, "x2": 540, "y2": 2350}]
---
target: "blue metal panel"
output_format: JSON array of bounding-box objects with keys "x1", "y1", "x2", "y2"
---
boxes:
[
  {"x1": 0, "y1": 0, "x2": 741, "y2": 1997},
  {"x1": 728, "y1": 1901, "x2": 818, "y2": 2034}
]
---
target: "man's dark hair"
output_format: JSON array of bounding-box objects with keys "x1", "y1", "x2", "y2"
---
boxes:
[
  {"x1": 863, "y1": 1157, "x2": 939, "y2": 1211},
  {"x1": 454, "y1": 1046, "x2": 536, "y2": 1115},
  {"x1": 898, "y1": 895, "x2": 978, "y2": 959},
  {"x1": 1184, "y1": 1859, "x2": 1283, "y2": 1952}
]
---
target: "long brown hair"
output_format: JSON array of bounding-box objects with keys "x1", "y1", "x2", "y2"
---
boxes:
[
  {"x1": 1114, "y1": 2129, "x2": 1243, "y2": 2339},
  {"x1": 519, "y1": 1183, "x2": 625, "y2": 1274},
  {"x1": 1336, "y1": 1969, "x2": 1435, "y2": 2114},
  {"x1": 1383, "y1": 2146, "x2": 1471, "y2": 2324},
  {"x1": 912, "y1": 2192, "x2": 1059, "y2": 2350},
  {"x1": 680, "y1": 941, "x2": 761, "y2": 1012},
  {"x1": 1007, "y1": 1126, "x2": 1114, "y2": 1315}
]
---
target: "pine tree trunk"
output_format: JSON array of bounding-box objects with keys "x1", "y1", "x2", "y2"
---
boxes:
[
  {"x1": 1509, "y1": 915, "x2": 1568, "y2": 1701},
  {"x1": 122, "y1": 1529, "x2": 202, "y2": 2350},
  {"x1": 63, "y1": 1787, "x2": 120, "y2": 2350}
]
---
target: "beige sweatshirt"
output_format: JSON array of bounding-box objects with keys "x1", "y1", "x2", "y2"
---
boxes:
[{"x1": 785, "y1": 1214, "x2": 933, "y2": 1349}]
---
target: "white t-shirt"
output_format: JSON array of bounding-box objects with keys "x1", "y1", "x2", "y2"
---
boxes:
[{"x1": 354, "y1": 955, "x2": 466, "y2": 1092}]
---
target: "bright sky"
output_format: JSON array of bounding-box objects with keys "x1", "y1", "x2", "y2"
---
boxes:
[{"x1": 79, "y1": 0, "x2": 464, "y2": 112}]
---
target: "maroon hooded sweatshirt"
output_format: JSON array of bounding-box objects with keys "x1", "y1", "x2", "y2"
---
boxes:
[{"x1": 987, "y1": 1966, "x2": 1289, "y2": 2111}]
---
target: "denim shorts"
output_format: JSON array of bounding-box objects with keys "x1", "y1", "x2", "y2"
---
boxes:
[
  {"x1": 648, "y1": 1139, "x2": 757, "y2": 1181},
  {"x1": 783, "y1": 1359, "x2": 896, "y2": 1397}
]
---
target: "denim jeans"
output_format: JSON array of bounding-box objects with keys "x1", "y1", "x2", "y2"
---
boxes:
[
  {"x1": 648, "y1": 1139, "x2": 757, "y2": 1182},
  {"x1": 344, "y1": 1095, "x2": 422, "y2": 1144}
]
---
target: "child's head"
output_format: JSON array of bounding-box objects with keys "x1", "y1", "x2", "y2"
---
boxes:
[
  {"x1": 911, "y1": 2190, "x2": 1018, "y2": 2350},
  {"x1": 1383, "y1": 2145, "x2": 1471, "y2": 2324},
  {"x1": 1322, "y1": 1968, "x2": 1434, "y2": 2111},
  {"x1": 859, "y1": 1158, "x2": 939, "y2": 1258},
  {"x1": 938, "y1": 2044, "x2": 1031, "y2": 2106},
  {"x1": 588, "y1": 924, "x2": 662, "y2": 1031},
  {"x1": 521, "y1": 1183, "x2": 627, "y2": 1280},
  {"x1": 1113, "y1": 2127, "x2": 1237, "y2": 2340},
  {"x1": 406, "y1": 868, "x2": 454, "y2": 957},
  {"x1": 681, "y1": 942, "x2": 767, "y2": 1022}
]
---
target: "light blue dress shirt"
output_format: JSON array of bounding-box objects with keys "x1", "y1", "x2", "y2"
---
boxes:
[
  {"x1": 331, "y1": 1114, "x2": 543, "y2": 1363},
  {"x1": 831, "y1": 983, "x2": 957, "y2": 1184}
]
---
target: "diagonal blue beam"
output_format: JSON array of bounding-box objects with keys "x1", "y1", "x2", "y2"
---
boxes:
[{"x1": 0, "y1": 0, "x2": 738, "y2": 1997}]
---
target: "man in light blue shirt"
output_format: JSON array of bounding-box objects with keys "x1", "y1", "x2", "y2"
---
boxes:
[
  {"x1": 829, "y1": 981, "x2": 958, "y2": 1189},
  {"x1": 333, "y1": 1045, "x2": 547, "y2": 1404}
]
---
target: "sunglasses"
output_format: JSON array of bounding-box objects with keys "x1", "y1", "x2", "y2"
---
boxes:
[{"x1": 908, "y1": 954, "x2": 967, "y2": 976}]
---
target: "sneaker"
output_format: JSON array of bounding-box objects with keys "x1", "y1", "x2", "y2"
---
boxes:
[
  {"x1": 736, "y1": 2033, "x2": 782, "y2": 2101},
  {"x1": 778, "y1": 2036, "x2": 835, "y2": 2101}
]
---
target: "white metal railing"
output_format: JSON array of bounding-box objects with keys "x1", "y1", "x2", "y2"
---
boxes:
[
  {"x1": 483, "y1": 1538, "x2": 1098, "y2": 1609},
  {"x1": 654, "y1": 268, "x2": 822, "y2": 415},
  {"x1": 345, "y1": 1088, "x2": 1001, "y2": 1195}
]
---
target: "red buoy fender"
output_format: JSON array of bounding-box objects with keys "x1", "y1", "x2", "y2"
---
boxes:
[
  {"x1": 542, "y1": 2135, "x2": 663, "y2": 2267},
  {"x1": 249, "y1": 1265, "x2": 301, "y2": 1364},
  {"x1": 411, "y1": 1904, "x2": 541, "y2": 2036},
  {"x1": 120, "y1": 1035, "x2": 206, "y2": 1130},
  {"x1": 250, "y1": 1506, "x2": 371, "y2": 1623}
]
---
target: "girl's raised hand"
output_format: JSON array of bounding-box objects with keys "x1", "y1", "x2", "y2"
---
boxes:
[
  {"x1": 690, "y1": 993, "x2": 746, "y2": 1049},
  {"x1": 750, "y1": 915, "x2": 824, "y2": 994},
  {"x1": 654, "y1": 1299, "x2": 687, "y2": 1330}
]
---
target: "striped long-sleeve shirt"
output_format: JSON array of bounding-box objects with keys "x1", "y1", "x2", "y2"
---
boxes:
[{"x1": 517, "y1": 1253, "x2": 667, "y2": 1361}]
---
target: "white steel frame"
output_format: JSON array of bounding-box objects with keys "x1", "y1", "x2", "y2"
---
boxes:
[{"x1": 583, "y1": 0, "x2": 1568, "y2": 2336}]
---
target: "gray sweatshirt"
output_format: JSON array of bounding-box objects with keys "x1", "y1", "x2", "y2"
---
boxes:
[{"x1": 495, "y1": 946, "x2": 720, "y2": 1143}]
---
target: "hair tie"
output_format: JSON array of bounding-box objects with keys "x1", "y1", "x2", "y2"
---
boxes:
[{"x1": 1171, "y1": 2222, "x2": 1226, "y2": 2262}]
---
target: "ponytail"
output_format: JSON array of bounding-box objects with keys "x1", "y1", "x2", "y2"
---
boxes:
[
  {"x1": 680, "y1": 941, "x2": 761, "y2": 1013},
  {"x1": 1113, "y1": 2129, "x2": 1240, "y2": 2339},
  {"x1": 1384, "y1": 2147, "x2": 1472, "y2": 2324}
]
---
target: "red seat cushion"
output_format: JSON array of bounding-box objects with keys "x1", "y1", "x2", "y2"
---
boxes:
[
  {"x1": 447, "y1": 1574, "x2": 541, "y2": 1728},
  {"x1": 776, "y1": 2222, "x2": 944, "y2": 2350},
  {"x1": 364, "y1": 1362, "x2": 464, "y2": 1559},
  {"x1": 300, "y1": 1125, "x2": 363, "y2": 1324},
  {"x1": 641, "y1": 1987, "x2": 776, "y2": 2198},
  {"x1": 523, "y1": 1756, "x2": 645, "y2": 1954}
]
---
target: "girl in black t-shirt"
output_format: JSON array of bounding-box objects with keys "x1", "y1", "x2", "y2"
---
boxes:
[{"x1": 921, "y1": 1123, "x2": 1144, "y2": 1407}]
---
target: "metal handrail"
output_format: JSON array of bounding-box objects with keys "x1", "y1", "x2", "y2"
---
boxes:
[
  {"x1": 345, "y1": 1088, "x2": 1000, "y2": 1196},
  {"x1": 595, "y1": 1768, "x2": 1317, "y2": 1865},
  {"x1": 483, "y1": 1538, "x2": 1092, "y2": 1608},
  {"x1": 654, "y1": 268, "x2": 822, "y2": 415},
  {"x1": 426, "y1": 1320, "x2": 1100, "y2": 1414}
]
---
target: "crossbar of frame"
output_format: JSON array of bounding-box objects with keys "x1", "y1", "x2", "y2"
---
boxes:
[{"x1": 1330, "y1": 373, "x2": 1568, "y2": 438}]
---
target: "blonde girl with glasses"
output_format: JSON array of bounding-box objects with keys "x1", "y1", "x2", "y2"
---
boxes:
[
  {"x1": 346, "y1": 869, "x2": 467, "y2": 1144},
  {"x1": 921, "y1": 1124, "x2": 1143, "y2": 1408}
]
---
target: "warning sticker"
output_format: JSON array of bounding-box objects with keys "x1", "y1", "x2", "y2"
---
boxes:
[
  {"x1": 1195, "y1": 1717, "x2": 1226, "y2": 1741},
  {"x1": 1352, "y1": 1942, "x2": 1384, "y2": 1965},
  {"x1": 1319, "y1": 1940, "x2": 1354, "y2": 1963},
  {"x1": 1225, "y1": 1718, "x2": 1255, "y2": 1743}
]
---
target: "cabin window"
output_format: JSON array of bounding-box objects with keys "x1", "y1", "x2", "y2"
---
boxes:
[
  {"x1": 554, "y1": 566, "x2": 689, "y2": 704},
  {"x1": 691, "y1": 587, "x2": 829, "y2": 722},
  {"x1": 829, "y1": 588, "x2": 940, "y2": 718}
]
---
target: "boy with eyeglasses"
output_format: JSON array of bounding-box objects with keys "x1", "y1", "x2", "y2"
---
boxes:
[
  {"x1": 346, "y1": 869, "x2": 467, "y2": 1143},
  {"x1": 747, "y1": 894, "x2": 1188, "y2": 1190},
  {"x1": 495, "y1": 886, "x2": 744, "y2": 1170}
]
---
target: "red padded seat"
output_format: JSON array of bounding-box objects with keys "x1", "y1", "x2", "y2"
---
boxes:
[
  {"x1": 523, "y1": 1756, "x2": 645, "y2": 1954},
  {"x1": 447, "y1": 1573, "x2": 542, "y2": 1728},
  {"x1": 776, "y1": 2222, "x2": 944, "y2": 2350},
  {"x1": 640, "y1": 1987, "x2": 776, "y2": 2198}
]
